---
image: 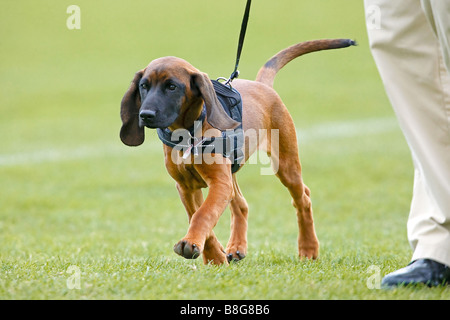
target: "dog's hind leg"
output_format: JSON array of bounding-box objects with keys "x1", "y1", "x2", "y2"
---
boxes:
[
  {"x1": 267, "y1": 112, "x2": 319, "y2": 260},
  {"x1": 225, "y1": 175, "x2": 249, "y2": 262}
]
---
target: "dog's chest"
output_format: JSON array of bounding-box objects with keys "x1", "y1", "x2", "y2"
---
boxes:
[
  {"x1": 179, "y1": 165, "x2": 208, "y2": 189},
  {"x1": 165, "y1": 153, "x2": 208, "y2": 189}
]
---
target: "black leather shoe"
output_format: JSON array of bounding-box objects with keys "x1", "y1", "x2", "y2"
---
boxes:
[{"x1": 382, "y1": 259, "x2": 450, "y2": 288}]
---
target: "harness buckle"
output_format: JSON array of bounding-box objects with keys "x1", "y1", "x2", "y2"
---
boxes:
[{"x1": 182, "y1": 136, "x2": 208, "y2": 160}]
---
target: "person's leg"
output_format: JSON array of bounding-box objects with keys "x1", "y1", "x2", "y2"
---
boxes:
[
  {"x1": 365, "y1": 0, "x2": 450, "y2": 285},
  {"x1": 421, "y1": 0, "x2": 450, "y2": 73},
  {"x1": 407, "y1": 0, "x2": 450, "y2": 268}
]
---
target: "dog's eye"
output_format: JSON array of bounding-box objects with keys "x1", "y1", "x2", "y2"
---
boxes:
[
  {"x1": 140, "y1": 83, "x2": 149, "y2": 90},
  {"x1": 167, "y1": 83, "x2": 177, "y2": 91}
]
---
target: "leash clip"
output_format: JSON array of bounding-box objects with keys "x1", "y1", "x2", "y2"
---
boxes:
[
  {"x1": 217, "y1": 77, "x2": 233, "y2": 88},
  {"x1": 225, "y1": 70, "x2": 239, "y2": 86}
]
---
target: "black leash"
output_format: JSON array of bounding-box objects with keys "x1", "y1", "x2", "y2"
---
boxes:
[{"x1": 226, "y1": 0, "x2": 252, "y2": 85}]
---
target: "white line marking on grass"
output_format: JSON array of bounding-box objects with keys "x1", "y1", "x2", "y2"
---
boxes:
[
  {"x1": 0, "y1": 145, "x2": 119, "y2": 167},
  {"x1": 0, "y1": 142, "x2": 161, "y2": 167},
  {"x1": 298, "y1": 117, "x2": 399, "y2": 142},
  {"x1": 0, "y1": 117, "x2": 399, "y2": 167}
]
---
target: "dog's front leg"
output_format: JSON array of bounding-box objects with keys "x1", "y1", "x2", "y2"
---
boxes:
[
  {"x1": 175, "y1": 184, "x2": 228, "y2": 265},
  {"x1": 174, "y1": 164, "x2": 233, "y2": 265}
]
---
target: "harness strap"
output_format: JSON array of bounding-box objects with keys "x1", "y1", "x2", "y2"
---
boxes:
[{"x1": 156, "y1": 80, "x2": 244, "y2": 174}]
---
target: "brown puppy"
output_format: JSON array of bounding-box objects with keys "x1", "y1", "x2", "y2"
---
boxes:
[{"x1": 120, "y1": 39, "x2": 355, "y2": 265}]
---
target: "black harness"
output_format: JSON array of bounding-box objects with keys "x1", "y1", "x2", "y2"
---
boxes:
[{"x1": 156, "y1": 80, "x2": 244, "y2": 174}]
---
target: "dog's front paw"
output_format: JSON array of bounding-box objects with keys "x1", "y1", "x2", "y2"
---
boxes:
[
  {"x1": 298, "y1": 240, "x2": 319, "y2": 260},
  {"x1": 225, "y1": 243, "x2": 247, "y2": 263},
  {"x1": 226, "y1": 240, "x2": 247, "y2": 262},
  {"x1": 226, "y1": 250, "x2": 246, "y2": 263},
  {"x1": 173, "y1": 239, "x2": 202, "y2": 259}
]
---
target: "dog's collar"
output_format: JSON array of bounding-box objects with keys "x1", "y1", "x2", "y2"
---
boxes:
[
  {"x1": 156, "y1": 80, "x2": 244, "y2": 173},
  {"x1": 156, "y1": 105, "x2": 208, "y2": 157},
  {"x1": 156, "y1": 104, "x2": 230, "y2": 160}
]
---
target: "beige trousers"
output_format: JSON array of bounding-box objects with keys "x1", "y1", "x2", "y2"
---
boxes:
[{"x1": 365, "y1": 0, "x2": 450, "y2": 266}]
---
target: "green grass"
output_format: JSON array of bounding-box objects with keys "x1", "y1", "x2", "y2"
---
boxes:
[{"x1": 1, "y1": 0, "x2": 449, "y2": 300}]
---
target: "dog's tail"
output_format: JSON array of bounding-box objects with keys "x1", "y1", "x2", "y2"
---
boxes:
[{"x1": 255, "y1": 39, "x2": 356, "y2": 88}]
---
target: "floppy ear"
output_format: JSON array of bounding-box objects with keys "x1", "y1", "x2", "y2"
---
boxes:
[
  {"x1": 192, "y1": 72, "x2": 239, "y2": 130},
  {"x1": 120, "y1": 70, "x2": 145, "y2": 146}
]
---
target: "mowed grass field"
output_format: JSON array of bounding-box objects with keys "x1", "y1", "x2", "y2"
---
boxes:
[{"x1": 1, "y1": 0, "x2": 449, "y2": 300}]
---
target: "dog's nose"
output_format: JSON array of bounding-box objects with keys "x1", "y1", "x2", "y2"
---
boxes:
[{"x1": 139, "y1": 110, "x2": 156, "y2": 122}]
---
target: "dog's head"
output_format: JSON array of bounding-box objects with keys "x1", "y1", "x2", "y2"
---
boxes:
[{"x1": 120, "y1": 57, "x2": 239, "y2": 146}]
